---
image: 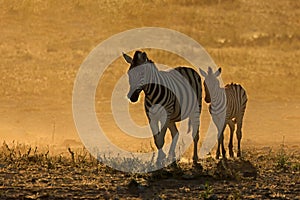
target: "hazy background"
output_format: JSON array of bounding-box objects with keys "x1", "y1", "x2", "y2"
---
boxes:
[{"x1": 0, "y1": 0, "x2": 299, "y2": 156}]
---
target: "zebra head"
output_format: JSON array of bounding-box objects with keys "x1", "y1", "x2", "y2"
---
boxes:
[
  {"x1": 123, "y1": 51, "x2": 151, "y2": 102},
  {"x1": 199, "y1": 67, "x2": 222, "y2": 103}
]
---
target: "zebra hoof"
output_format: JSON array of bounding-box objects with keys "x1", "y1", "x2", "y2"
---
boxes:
[
  {"x1": 166, "y1": 156, "x2": 177, "y2": 165},
  {"x1": 193, "y1": 162, "x2": 203, "y2": 170},
  {"x1": 156, "y1": 159, "x2": 166, "y2": 168},
  {"x1": 222, "y1": 151, "x2": 226, "y2": 158},
  {"x1": 192, "y1": 155, "x2": 198, "y2": 164},
  {"x1": 169, "y1": 161, "x2": 178, "y2": 169},
  {"x1": 156, "y1": 151, "x2": 167, "y2": 167}
]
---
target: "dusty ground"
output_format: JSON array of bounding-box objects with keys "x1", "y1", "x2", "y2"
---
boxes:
[
  {"x1": 0, "y1": 0, "x2": 299, "y2": 199},
  {"x1": 0, "y1": 143, "x2": 299, "y2": 199}
]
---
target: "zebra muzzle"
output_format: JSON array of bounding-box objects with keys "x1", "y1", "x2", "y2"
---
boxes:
[{"x1": 127, "y1": 88, "x2": 142, "y2": 103}]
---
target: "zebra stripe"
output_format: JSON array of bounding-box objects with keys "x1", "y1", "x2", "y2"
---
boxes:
[
  {"x1": 199, "y1": 67, "x2": 247, "y2": 159},
  {"x1": 143, "y1": 67, "x2": 201, "y2": 121},
  {"x1": 225, "y1": 83, "x2": 247, "y2": 123},
  {"x1": 124, "y1": 51, "x2": 202, "y2": 165}
]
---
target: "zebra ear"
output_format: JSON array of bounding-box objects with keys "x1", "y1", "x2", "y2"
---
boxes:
[
  {"x1": 142, "y1": 52, "x2": 148, "y2": 61},
  {"x1": 215, "y1": 67, "x2": 222, "y2": 77},
  {"x1": 199, "y1": 68, "x2": 207, "y2": 77},
  {"x1": 123, "y1": 52, "x2": 132, "y2": 64}
]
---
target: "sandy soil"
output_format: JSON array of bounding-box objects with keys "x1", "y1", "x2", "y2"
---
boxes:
[{"x1": 0, "y1": 143, "x2": 299, "y2": 199}]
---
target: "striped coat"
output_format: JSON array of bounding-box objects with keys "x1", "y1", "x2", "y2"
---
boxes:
[
  {"x1": 123, "y1": 51, "x2": 202, "y2": 165},
  {"x1": 200, "y1": 67, "x2": 247, "y2": 159}
]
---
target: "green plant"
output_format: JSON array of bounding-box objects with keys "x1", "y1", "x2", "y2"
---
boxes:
[
  {"x1": 200, "y1": 182, "x2": 214, "y2": 199},
  {"x1": 275, "y1": 137, "x2": 290, "y2": 170}
]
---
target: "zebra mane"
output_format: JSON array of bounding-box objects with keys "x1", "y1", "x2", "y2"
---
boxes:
[
  {"x1": 225, "y1": 82, "x2": 240, "y2": 88},
  {"x1": 207, "y1": 67, "x2": 213, "y2": 74},
  {"x1": 144, "y1": 61, "x2": 158, "y2": 70},
  {"x1": 148, "y1": 59, "x2": 154, "y2": 64}
]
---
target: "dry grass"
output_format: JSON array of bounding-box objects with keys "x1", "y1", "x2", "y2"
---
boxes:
[{"x1": 0, "y1": 141, "x2": 299, "y2": 199}]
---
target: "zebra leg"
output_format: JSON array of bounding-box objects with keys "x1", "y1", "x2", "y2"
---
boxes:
[
  {"x1": 216, "y1": 124, "x2": 226, "y2": 159},
  {"x1": 192, "y1": 129, "x2": 200, "y2": 164},
  {"x1": 150, "y1": 119, "x2": 168, "y2": 165},
  {"x1": 189, "y1": 115, "x2": 200, "y2": 165},
  {"x1": 221, "y1": 130, "x2": 227, "y2": 159},
  {"x1": 228, "y1": 120, "x2": 235, "y2": 158},
  {"x1": 167, "y1": 122, "x2": 179, "y2": 163},
  {"x1": 236, "y1": 118, "x2": 243, "y2": 157},
  {"x1": 216, "y1": 135, "x2": 221, "y2": 159}
]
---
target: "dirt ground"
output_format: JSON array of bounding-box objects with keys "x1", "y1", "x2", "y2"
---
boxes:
[
  {"x1": 0, "y1": 0, "x2": 299, "y2": 199},
  {"x1": 0, "y1": 143, "x2": 299, "y2": 199}
]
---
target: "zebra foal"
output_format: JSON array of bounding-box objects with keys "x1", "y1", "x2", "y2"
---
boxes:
[
  {"x1": 123, "y1": 51, "x2": 202, "y2": 165},
  {"x1": 199, "y1": 67, "x2": 247, "y2": 159}
]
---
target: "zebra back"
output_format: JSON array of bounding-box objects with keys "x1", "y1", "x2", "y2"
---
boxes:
[
  {"x1": 225, "y1": 83, "x2": 248, "y2": 121},
  {"x1": 174, "y1": 67, "x2": 202, "y2": 108}
]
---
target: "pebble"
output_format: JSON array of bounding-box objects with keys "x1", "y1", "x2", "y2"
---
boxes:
[
  {"x1": 197, "y1": 184, "x2": 206, "y2": 190},
  {"x1": 209, "y1": 194, "x2": 218, "y2": 200}
]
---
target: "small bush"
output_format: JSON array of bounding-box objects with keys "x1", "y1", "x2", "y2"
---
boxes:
[{"x1": 275, "y1": 138, "x2": 291, "y2": 170}]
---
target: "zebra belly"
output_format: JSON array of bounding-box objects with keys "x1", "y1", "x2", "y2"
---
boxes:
[{"x1": 144, "y1": 99, "x2": 191, "y2": 123}]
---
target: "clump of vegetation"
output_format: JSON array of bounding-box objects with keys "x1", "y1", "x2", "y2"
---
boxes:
[
  {"x1": 200, "y1": 183, "x2": 215, "y2": 199},
  {"x1": 0, "y1": 141, "x2": 104, "y2": 171},
  {"x1": 1, "y1": 141, "x2": 49, "y2": 163},
  {"x1": 275, "y1": 137, "x2": 291, "y2": 171}
]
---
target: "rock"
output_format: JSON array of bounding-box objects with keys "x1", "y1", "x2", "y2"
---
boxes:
[
  {"x1": 179, "y1": 186, "x2": 190, "y2": 193},
  {"x1": 208, "y1": 194, "x2": 218, "y2": 200},
  {"x1": 127, "y1": 178, "x2": 146, "y2": 193},
  {"x1": 103, "y1": 191, "x2": 111, "y2": 200},
  {"x1": 197, "y1": 184, "x2": 206, "y2": 190},
  {"x1": 128, "y1": 179, "x2": 139, "y2": 189}
]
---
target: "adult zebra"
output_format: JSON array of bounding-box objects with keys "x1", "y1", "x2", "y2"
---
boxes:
[
  {"x1": 199, "y1": 67, "x2": 247, "y2": 159},
  {"x1": 123, "y1": 51, "x2": 202, "y2": 165}
]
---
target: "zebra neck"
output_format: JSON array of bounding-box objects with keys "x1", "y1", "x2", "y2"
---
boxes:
[
  {"x1": 210, "y1": 87, "x2": 226, "y2": 114},
  {"x1": 143, "y1": 64, "x2": 160, "y2": 96}
]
